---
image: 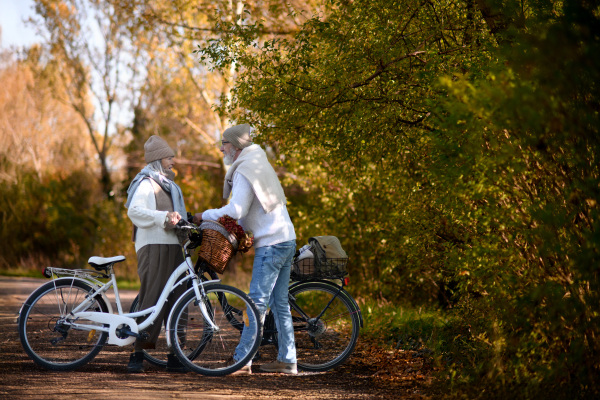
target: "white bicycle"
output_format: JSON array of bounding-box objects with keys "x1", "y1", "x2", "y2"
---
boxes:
[{"x1": 17, "y1": 224, "x2": 262, "y2": 376}]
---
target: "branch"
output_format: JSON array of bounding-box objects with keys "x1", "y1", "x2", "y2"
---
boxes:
[
  {"x1": 182, "y1": 117, "x2": 222, "y2": 159},
  {"x1": 127, "y1": 159, "x2": 221, "y2": 169},
  {"x1": 350, "y1": 51, "x2": 426, "y2": 89},
  {"x1": 396, "y1": 112, "x2": 431, "y2": 126},
  {"x1": 136, "y1": 7, "x2": 299, "y2": 37},
  {"x1": 183, "y1": 117, "x2": 216, "y2": 143},
  {"x1": 173, "y1": 158, "x2": 221, "y2": 169}
]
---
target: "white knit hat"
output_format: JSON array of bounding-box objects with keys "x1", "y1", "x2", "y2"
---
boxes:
[
  {"x1": 144, "y1": 135, "x2": 175, "y2": 163},
  {"x1": 223, "y1": 124, "x2": 253, "y2": 149}
]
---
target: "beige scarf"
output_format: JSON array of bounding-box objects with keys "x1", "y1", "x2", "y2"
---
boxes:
[{"x1": 223, "y1": 144, "x2": 286, "y2": 213}]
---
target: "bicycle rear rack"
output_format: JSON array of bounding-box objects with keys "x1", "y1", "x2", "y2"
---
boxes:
[{"x1": 43, "y1": 267, "x2": 109, "y2": 286}]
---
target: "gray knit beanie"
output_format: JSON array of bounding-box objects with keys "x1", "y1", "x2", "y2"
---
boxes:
[
  {"x1": 144, "y1": 135, "x2": 175, "y2": 163},
  {"x1": 223, "y1": 124, "x2": 253, "y2": 149}
]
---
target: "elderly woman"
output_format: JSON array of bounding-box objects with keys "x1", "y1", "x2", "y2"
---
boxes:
[{"x1": 125, "y1": 135, "x2": 187, "y2": 373}]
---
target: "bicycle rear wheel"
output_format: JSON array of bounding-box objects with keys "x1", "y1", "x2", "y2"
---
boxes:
[
  {"x1": 18, "y1": 278, "x2": 109, "y2": 371},
  {"x1": 289, "y1": 281, "x2": 361, "y2": 371},
  {"x1": 168, "y1": 283, "x2": 261, "y2": 376}
]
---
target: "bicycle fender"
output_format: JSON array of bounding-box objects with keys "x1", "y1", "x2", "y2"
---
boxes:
[{"x1": 164, "y1": 280, "x2": 221, "y2": 348}]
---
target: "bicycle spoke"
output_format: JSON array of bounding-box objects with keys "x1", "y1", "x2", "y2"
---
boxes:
[
  {"x1": 169, "y1": 283, "x2": 261, "y2": 377},
  {"x1": 288, "y1": 282, "x2": 360, "y2": 371}
]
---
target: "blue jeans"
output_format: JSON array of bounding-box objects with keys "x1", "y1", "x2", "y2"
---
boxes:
[{"x1": 234, "y1": 240, "x2": 297, "y2": 364}]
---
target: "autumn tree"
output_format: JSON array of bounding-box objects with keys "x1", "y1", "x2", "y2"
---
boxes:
[
  {"x1": 6, "y1": 0, "x2": 328, "y2": 277},
  {"x1": 30, "y1": 0, "x2": 146, "y2": 195},
  {"x1": 0, "y1": 46, "x2": 96, "y2": 182},
  {"x1": 108, "y1": 0, "x2": 329, "y2": 214},
  {"x1": 110, "y1": 0, "x2": 326, "y2": 157},
  {"x1": 0, "y1": 47, "x2": 108, "y2": 270}
]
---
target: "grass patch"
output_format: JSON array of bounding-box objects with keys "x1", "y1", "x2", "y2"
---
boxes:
[{"x1": 358, "y1": 297, "x2": 453, "y2": 351}]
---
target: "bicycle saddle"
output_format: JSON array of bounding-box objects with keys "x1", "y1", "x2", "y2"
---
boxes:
[{"x1": 88, "y1": 255, "x2": 126, "y2": 272}]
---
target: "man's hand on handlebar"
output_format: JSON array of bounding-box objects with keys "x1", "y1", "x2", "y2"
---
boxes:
[{"x1": 192, "y1": 213, "x2": 203, "y2": 225}]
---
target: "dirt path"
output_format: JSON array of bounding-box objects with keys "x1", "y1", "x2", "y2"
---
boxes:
[{"x1": 0, "y1": 277, "x2": 433, "y2": 399}]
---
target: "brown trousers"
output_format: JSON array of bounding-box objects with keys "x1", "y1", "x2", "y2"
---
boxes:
[{"x1": 134, "y1": 243, "x2": 185, "y2": 351}]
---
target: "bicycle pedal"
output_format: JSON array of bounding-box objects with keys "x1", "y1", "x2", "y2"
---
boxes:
[{"x1": 116, "y1": 326, "x2": 147, "y2": 340}]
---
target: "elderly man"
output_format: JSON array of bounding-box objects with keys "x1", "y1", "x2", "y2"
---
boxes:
[{"x1": 195, "y1": 124, "x2": 297, "y2": 374}]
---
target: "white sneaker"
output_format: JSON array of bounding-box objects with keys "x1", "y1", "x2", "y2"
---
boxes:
[{"x1": 260, "y1": 360, "x2": 298, "y2": 374}]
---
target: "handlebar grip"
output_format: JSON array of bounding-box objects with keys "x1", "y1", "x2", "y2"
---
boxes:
[{"x1": 176, "y1": 219, "x2": 193, "y2": 228}]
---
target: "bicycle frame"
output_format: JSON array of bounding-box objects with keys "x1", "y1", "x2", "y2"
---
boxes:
[
  {"x1": 46, "y1": 244, "x2": 220, "y2": 347},
  {"x1": 119, "y1": 252, "x2": 362, "y2": 372}
]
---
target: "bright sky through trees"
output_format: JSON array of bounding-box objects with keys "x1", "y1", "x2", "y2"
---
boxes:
[{"x1": 0, "y1": 0, "x2": 38, "y2": 49}]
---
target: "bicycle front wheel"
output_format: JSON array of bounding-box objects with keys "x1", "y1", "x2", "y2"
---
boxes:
[
  {"x1": 290, "y1": 281, "x2": 361, "y2": 372},
  {"x1": 18, "y1": 278, "x2": 109, "y2": 371},
  {"x1": 168, "y1": 283, "x2": 261, "y2": 376}
]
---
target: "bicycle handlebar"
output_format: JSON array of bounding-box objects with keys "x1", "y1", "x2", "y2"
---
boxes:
[
  {"x1": 175, "y1": 219, "x2": 203, "y2": 250},
  {"x1": 176, "y1": 219, "x2": 197, "y2": 230}
]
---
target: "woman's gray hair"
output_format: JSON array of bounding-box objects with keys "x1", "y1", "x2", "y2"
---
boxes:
[{"x1": 147, "y1": 159, "x2": 167, "y2": 175}]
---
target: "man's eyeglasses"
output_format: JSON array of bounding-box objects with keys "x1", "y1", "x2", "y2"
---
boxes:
[{"x1": 221, "y1": 141, "x2": 230, "y2": 146}]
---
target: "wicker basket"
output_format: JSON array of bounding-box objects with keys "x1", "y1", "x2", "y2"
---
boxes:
[{"x1": 197, "y1": 220, "x2": 238, "y2": 274}]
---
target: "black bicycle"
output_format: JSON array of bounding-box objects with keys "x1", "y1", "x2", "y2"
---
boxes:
[{"x1": 130, "y1": 236, "x2": 363, "y2": 372}]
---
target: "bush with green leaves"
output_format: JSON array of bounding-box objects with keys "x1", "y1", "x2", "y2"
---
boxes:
[
  {"x1": 0, "y1": 168, "x2": 124, "y2": 271},
  {"x1": 197, "y1": 0, "x2": 600, "y2": 397},
  {"x1": 429, "y1": 1, "x2": 600, "y2": 397},
  {"x1": 198, "y1": 0, "x2": 496, "y2": 301}
]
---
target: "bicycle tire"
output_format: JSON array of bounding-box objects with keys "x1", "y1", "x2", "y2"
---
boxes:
[
  {"x1": 168, "y1": 283, "x2": 261, "y2": 376},
  {"x1": 18, "y1": 278, "x2": 109, "y2": 371},
  {"x1": 287, "y1": 281, "x2": 361, "y2": 371},
  {"x1": 129, "y1": 295, "x2": 168, "y2": 368}
]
